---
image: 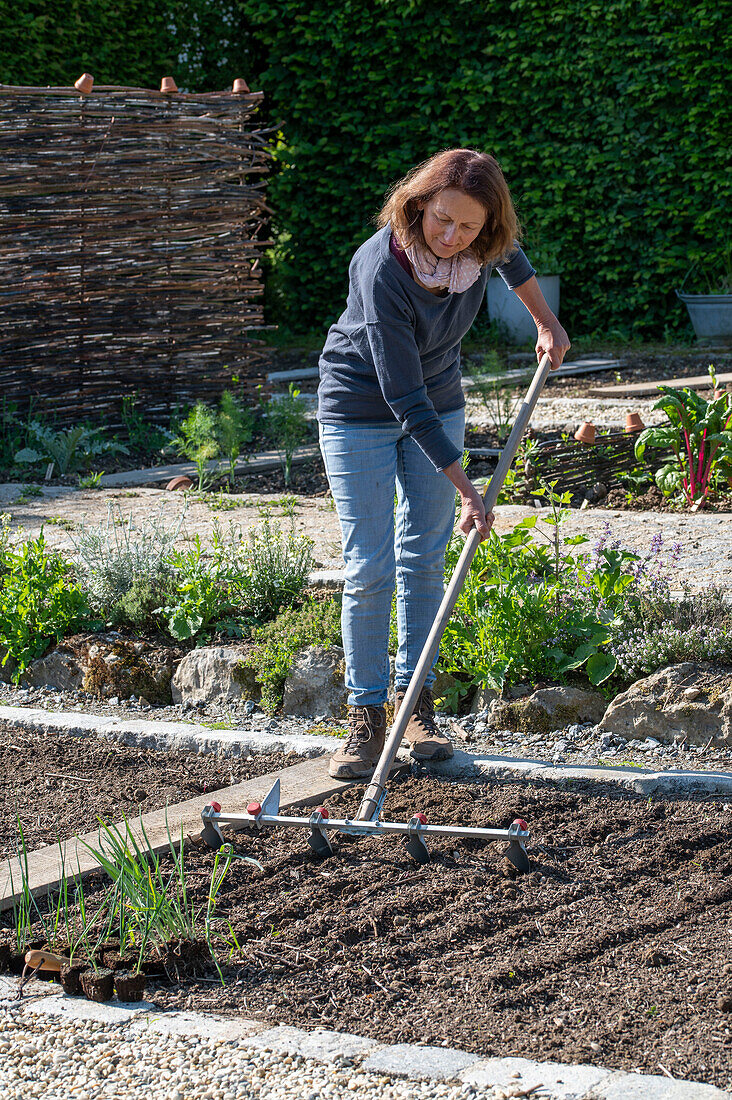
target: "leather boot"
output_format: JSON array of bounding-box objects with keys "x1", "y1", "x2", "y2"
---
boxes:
[
  {"x1": 394, "y1": 686, "x2": 453, "y2": 761},
  {"x1": 328, "y1": 705, "x2": 387, "y2": 779}
]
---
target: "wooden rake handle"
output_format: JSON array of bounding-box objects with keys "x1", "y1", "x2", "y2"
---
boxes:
[{"x1": 356, "y1": 352, "x2": 554, "y2": 822}]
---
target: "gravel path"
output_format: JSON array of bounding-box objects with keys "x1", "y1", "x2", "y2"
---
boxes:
[{"x1": 1, "y1": 484, "x2": 729, "y2": 591}]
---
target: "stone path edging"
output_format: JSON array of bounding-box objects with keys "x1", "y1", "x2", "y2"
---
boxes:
[
  {"x1": 435, "y1": 749, "x2": 732, "y2": 798},
  {"x1": 97, "y1": 444, "x2": 320, "y2": 488},
  {"x1": 0, "y1": 705, "x2": 341, "y2": 758},
  {"x1": 3, "y1": 706, "x2": 732, "y2": 799},
  {"x1": 2, "y1": 980, "x2": 728, "y2": 1099}
]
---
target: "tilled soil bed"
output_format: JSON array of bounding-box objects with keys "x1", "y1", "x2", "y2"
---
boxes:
[
  {"x1": 0, "y1": 721, "x2": 304, "y2": 859},
  {"x1": 4, "y1": 761, "x2": 731, "y2": 1090}
]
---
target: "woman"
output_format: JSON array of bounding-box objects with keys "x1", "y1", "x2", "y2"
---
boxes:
[{"x1": 318, "y1": 149, "x2": 570, "y2": 779}]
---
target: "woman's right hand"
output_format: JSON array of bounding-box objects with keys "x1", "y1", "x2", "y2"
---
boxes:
[{"x1": 458, "y1": 487, "x2": 493, "y2": 540}]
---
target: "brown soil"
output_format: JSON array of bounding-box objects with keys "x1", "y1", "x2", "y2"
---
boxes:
[
  {"x1": 0, "y1": 721, "x2": 303, "y2": 859},
  {"x1": 594, "y1": 485, "x2": 732, "y2": 513},
  {"x1": 225, "y1": 458, "x2": 329, "y2": 498},
  {"x1": 4, "y1": 758, "x2": 732, "y2": 1090}
]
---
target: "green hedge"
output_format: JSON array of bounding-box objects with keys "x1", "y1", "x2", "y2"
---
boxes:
[
  {"x1": 0, "y1": 1, "x2": 251, "y2": 92},
  {"x1": 240, "y1": 0, "x2": 730, "y2": 339},
  {"x1": 3, "y1": 2, "x2": 729, "y2": 339}
]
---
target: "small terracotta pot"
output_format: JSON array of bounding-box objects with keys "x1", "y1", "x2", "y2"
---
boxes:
[
  {"x1": 624, "y1": 412, "x2": 645, "y2": 433},
  {"x1": 80, "y1": 967, "x2": 115, "y2": 1002},
  {"x1": 160, "y1": 76, "x2": 178, "y2": 93},
  {"x1": 232, "y1": 78, "x2": 250, "y2": 93},
  {"x1": 574, "y1": 421, "x2": 596, "y2": 445},
  {"x1": 166, "y1": 475, "x2": 193, "y2": 492},
  {"x1": 714, "y1": 388, "x2": 728, "y2": 400},
  {"x1": 74, "y1": 73, "x2": 94, "y2": 94},
  {"x1": 114, "y1": 970, "x2": 147, "y2": 1002}
]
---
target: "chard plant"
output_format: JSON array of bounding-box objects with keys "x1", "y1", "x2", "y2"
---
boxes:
[{"x1": 634, "y1": 365, "x2": 732, "y2": 508}]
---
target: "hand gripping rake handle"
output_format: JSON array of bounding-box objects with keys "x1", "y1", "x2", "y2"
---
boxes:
[{"x1": 356, "y1": 352, "x2": 554, "y2": 823}]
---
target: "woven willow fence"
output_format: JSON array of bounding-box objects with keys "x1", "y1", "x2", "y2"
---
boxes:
[{"x1": 0, "y1": 79, "x2": 272, "y2": 426}]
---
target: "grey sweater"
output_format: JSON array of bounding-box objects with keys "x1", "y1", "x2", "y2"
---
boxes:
[{"x1": 317, "y1": 224, "x2": 535, "y2": 470}]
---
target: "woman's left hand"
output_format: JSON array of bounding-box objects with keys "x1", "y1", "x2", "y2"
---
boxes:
[{"x1": 536, "y1": 318, "x2": 571, "y2": 371}]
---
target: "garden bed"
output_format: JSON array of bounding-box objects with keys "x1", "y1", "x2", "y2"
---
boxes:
[
  {"x1": 3, "y1": 768, "x2": 731, "y2": 1090},
  {"x1": 0, "y1": 722, "x2": 303, "y2": 859}
]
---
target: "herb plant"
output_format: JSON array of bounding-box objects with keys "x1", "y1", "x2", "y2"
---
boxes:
[
  {"x1": 264, "y1": 385, "x2": 309, "y2": 487},
  {"x1": 175, "y1": 402, "x2": 220, "y2": 491}
]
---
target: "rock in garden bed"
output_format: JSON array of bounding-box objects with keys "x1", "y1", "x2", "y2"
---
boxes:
[
  {"x1": 599, "y1": 662, "x2": 732, "y2": 747},
  {"x1": 492, "y1": 684, "x2": 607, "y2": 732},
  {"x1": 171, "y1": 644, "x2": 257, "y2": 706},
  {"x1": 20, "y1": 633, "x2": 182, "y2": 704}
]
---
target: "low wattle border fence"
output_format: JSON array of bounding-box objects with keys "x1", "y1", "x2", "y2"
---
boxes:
[{"x1": 0, "y1": 78, "x2": 273, "y2": 426}]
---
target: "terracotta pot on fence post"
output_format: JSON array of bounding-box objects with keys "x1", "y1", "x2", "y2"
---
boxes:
[
  {"x1": 74, "y1": 73, "x2": 94, "y2": 95},
  {"x1": 232, "y1": 78, "x2": 250, "y2": 93},
  {"x1": 624, "y1": 412, "x2": 645, "y2": 433},
  {"x1": 574, "y1": 421, "x2": 596, "y2": 445},
  {"x1": 160, "y1": 76, "x2": 178, "y2": 94}
]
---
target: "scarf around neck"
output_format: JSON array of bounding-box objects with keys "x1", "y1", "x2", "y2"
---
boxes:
[{"x1": 402, "y1": 238, "x2": 482, "y2": 294}]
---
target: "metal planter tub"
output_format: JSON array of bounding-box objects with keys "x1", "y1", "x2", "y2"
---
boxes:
[{"x1": 677, "y1": 291, "x2": 732, "y2": 345}]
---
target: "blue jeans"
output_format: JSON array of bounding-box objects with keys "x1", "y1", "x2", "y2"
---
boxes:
[{"x1": 319, "y1": 409, "x2": 464, "y2": 707}]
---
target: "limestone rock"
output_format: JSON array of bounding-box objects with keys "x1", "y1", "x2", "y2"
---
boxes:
[
  {"x1": 171, "y1": 646, "x2": 256, "y2": 705},
  {"x1": 83, "y1": 639, "x2": 176, "y2": 704},
  {"x1": 282, "y1": 645, "x2": 347, "y2": 718},
  {"x1": 496, "y1": 685, "x2": 607, "y2": 732},
  {"x1": 0, "y1": 648, "x2": 17, "y2": 684},
  {"x1": 21, "y1": 648, "x2": 84, "y2": 691},
  {"x1": 599, "y1": 662, "x2": 732, "y2": 747}
]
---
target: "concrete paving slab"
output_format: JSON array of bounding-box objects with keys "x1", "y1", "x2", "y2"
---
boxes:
[
  {"x1": 433, "y1": 749, "x2": 732, "y2": 798},
  {"x1": 589, "y1": 370, "x2": 732, "y2": 399},
  {"x1": 243, "y1": 1023, "x2": 379, "y2": 1062},
  {"x1": 595, "y1": 1073, "x2": 729, "y2": 1099},
  {"x1": 362, "y1": 1041, "x2": 480, "y2": 1080},
  {"x1": 24, "y1": 992, "x2": 153, "y2": 1024},
  {"x1": 460, "y1": 1054, "x2": 619, "y2": 1098},
  {"x1": 129, "y1": 1009, "x2": 266, "y2": 1041}
]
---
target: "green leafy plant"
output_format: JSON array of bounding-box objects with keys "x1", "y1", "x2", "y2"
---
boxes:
[
  {"x1": 249, "y1": 595, "x2": 342, "y2": 712},
  {"x1": 216, "y1": 390, "x2": 255, "y2": 488},
  {"x1": 78, "y1": 470, "x2": 104, "y2": 489},
  {"x1": 158, "y1": 530, "x2": 243, "y2": 641},
  {"x1": 175, "y1": 403, "x2": 220, "y2": 491},
  {"x1": 635, "y1": 366, "x2": 732, "y2": 507},
  {"x1": 14, "y1": 421, "x2": 128, "y2": 476},
  {"x1": 264, "y1": 385, "x2": 309, "y2": 487},
  {"x1": 121, "y1": 393, "x2": 173, "y2": 457},
  {"x1": 0, "y1": 532, "x2": 88, "y2": 679},
  {"x1": 243, "y1": 515, "x2": 314, "y2": 620}
]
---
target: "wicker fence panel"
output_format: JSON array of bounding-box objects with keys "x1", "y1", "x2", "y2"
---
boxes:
[
  {"x1": 526, "y1": 432, "x2": 672, "y2": 497},
  {"x1": 0, "y1": 84, "x2": 273, "y2": 426}
]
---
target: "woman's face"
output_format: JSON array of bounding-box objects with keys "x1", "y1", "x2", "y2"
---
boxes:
[{"x1": 419, "y1": 188, "x2": 486, "y2": 258}]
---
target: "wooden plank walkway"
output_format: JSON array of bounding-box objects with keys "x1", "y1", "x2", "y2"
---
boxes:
[
  {"x1": 589, "y1": 371, "x2": 732, "y2": 398},
  {"x1": 0, "y1": 757, "x2": 399, "y2": 913}
]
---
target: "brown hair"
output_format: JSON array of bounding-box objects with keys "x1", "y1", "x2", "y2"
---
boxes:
[{"x1": 376, "y1": 148, "x2": 521, "y2": 265}]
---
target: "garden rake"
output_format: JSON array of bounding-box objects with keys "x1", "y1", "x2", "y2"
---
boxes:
[{"x1": 201, "y1": 352, "x2": 555, "y2": 872}]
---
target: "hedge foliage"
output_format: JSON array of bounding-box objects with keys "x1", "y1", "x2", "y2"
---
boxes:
[
  {"x1": 3, "y1": 1, "x2": 729, "y2": 340},
  {"x1": 0, "y1": 0, "x2": 250, "y2": 93},
  {"x1": 240, "y1": 0, "x2": 730, "y2": 339}
]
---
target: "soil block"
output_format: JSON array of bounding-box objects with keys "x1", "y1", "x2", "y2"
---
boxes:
[
  {"x1": 114, "y1": 970, "x2": 147, "y2": 1002},
  {"x1": 79, "y1": 967, "x2": 114, "y2": 1002},
  {"x1": 60, "y1": 961, "x2": 87, "y2": 996}
]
